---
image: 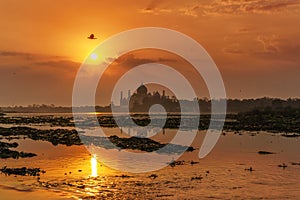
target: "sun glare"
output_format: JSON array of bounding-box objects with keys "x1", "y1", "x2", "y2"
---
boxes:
[{"x1": 90, "y1": 155, "x2": 98, "y2": 177}]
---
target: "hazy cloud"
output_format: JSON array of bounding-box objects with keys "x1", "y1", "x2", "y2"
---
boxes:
[
  {"x1": 256, "y1": 34, "x2": 280, "y2": 54},
  {"x1": 0, "y1": 51, "x2": 80, "y2": 105},
  {"x1": 106, "y1": 54, "x2": 176, "y2": 68},
  {"x1": 222, "y1": 31, "x2": 300, "y2": 64},
  {"x1": 223, "y1": 43, "x2": 247, "y2": 55},
  {"x1": 0, "y1": 51, "x2": 65, "y2": 60},
  {"x1": 205, "y1": 0, "x2": 300, "y2": 15},
  {"x1": 139, "y1": 0, "x2": 171, "y2": 14},
  {"x1": 223, "y1": 33, "x2": 281, "y2": 56},
  {"x1": 139, "y1": 0, "x2": 300, "y2": 17}
]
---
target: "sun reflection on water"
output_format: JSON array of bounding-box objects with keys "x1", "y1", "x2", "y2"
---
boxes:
[{"x1": 90, "y1": 155, "x2": 98, "y2": 177}]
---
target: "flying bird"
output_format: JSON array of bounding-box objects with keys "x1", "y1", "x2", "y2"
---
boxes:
[{"x1": 87, "y1": 34, "x2": 97, "y2": 39}]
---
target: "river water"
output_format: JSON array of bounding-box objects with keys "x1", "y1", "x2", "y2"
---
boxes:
[{"x1": 0, "y1": 114, "x2": 299, "y2": 199}]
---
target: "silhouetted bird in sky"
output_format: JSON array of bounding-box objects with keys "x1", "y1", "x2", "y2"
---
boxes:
[{"x1": 87, "y1": 34, "x2": 97, "y2": 39}]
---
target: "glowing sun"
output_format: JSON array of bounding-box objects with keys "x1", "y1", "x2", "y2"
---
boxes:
[{"x1": 90, "y1": 53, "x2": 98, "y2": 60}]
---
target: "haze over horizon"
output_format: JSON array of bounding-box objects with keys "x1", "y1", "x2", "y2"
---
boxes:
[{"x1": 1, "y1": 0, "x2": 300, "y2": 106}]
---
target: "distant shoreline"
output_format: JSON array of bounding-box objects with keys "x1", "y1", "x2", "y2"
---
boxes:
[{"x1": 1, "y1": 97, "x2": 300, "y2": 114}]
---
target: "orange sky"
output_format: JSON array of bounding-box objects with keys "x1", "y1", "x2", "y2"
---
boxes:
[{"x1": 0, "y1": 0, "x2": 300, "y2": 106}]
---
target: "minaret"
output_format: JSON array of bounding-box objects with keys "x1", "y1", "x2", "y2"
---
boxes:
[
  {"x1": 120, "y1": 91, "x2": 123, "y2": 106},
  {"x1": 128, "y1": 90, "x2": 131, "y2": 99}
]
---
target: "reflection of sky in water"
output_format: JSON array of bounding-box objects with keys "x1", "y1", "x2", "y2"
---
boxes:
[
  {"x1": 120, "y1": 126, "x2": 163, "y2": 138},
  {"x1": 0, "y1": 130, "x2": 300, "y2": 199}
]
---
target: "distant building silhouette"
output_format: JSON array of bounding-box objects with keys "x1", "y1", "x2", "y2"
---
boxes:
[{"x1": 119, "y1": 84, "x2": 180, "y2": 112}]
